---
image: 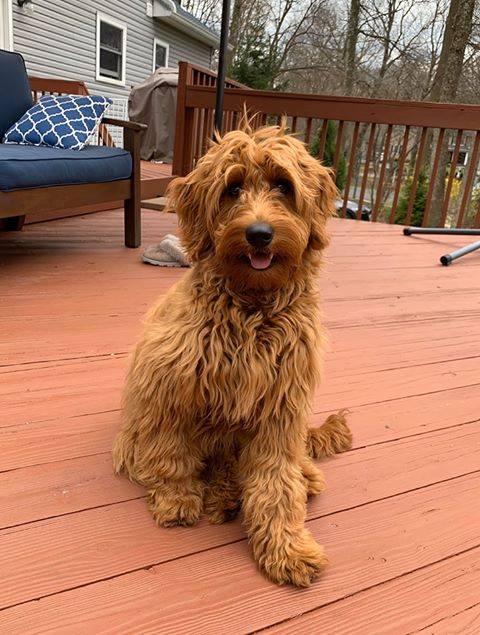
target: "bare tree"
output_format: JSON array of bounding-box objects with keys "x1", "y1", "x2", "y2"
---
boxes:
[
  {"x1": 428, "y1": 0, "x2": 475, "y2": 102},
  {"x1": 182, "y1": 0, "x2": 221, "y2": 28},
  {"x1": 427, "y1": 0, "x2": 476, "y2": 225},
  {"x1": 343, "y1": 0, "x2": 361, "y2": 94}
]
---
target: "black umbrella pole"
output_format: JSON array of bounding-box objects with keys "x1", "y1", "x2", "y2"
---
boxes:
[
  {"x1": 213, "y1": 0, "x2": 232, "y2": 137},
  {"x1": 440, "y1": 240, "x2": 480, "y2": 266}
]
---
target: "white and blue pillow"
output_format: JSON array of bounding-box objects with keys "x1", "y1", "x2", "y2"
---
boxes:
[{"x1": 3, "y1": 94, "x2": 112, "y2": 150}]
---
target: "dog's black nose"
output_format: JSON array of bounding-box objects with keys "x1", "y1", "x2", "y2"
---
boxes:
[{"x1": 245, "y1": 222, "x2": 274, "y2": 247}]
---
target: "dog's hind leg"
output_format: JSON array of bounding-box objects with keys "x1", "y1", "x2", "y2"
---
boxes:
[
  {"x1": 307, "y1": 410, "x2": 352, "y2": 459},
  {"x1": 203, "y1": 452, "x2": 241, "y2": 524}
]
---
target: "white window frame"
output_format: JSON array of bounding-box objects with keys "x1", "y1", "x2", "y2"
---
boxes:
[
  {"x1": 96, "y1": 12, "x2": 127, "y2": 86},
  {"x1": 153, "y1": 37, "x2": 170, "y2": 72}
]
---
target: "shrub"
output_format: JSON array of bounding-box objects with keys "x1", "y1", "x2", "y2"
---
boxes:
[
  {"x1": 395, "y1": 169, "x2": 429, "y2": 226},
  {"x1": 310, "y1": 121, "x2": 347, "y2": 191}
]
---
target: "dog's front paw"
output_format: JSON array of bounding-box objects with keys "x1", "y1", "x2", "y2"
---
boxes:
[
  {"x1": 260, "y1": 532, "x2": 328, "y2": 587},
  {"x1": 148, "y1": 487, "x2": 203, "y2": 527}
]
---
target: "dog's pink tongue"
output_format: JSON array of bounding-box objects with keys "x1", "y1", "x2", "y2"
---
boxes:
[{"x1": 249, "y1": 253, "x2": 273, "y2": 270}]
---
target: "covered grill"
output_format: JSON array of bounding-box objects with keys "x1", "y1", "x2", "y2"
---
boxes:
[{"x1": 128, "y1": 68, "x2": 178, "y2": 163}]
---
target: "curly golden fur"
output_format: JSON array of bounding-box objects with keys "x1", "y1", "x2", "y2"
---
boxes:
[{"x1": 112, "y1": 121, "x2": 352, "y2": 587}]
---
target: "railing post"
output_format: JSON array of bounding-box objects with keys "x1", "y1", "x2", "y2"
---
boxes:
[
  {"x1": 123, "y1": 126, "x2": 141, "y2": 247},
  {"x1": 172, "y1": 62, "x2": 196, "y2": 176}
]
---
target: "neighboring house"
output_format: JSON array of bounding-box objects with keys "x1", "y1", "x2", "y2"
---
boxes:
[{"x1": 1, "y1": 0, "x2": 219, "y2": 135}]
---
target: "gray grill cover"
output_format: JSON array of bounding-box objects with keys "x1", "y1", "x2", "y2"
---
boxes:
[{"x1": 128, "y1": 68, "x2": 178, "y2": 162}]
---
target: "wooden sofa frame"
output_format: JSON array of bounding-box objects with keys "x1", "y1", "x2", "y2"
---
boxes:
[{"x1": 0, "y1": 77, "x2": 147, "y2": 248}]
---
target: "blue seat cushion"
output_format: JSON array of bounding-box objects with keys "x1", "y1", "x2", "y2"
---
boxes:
[{"x1": 0, "y1": 144, "x2": 132, "y2": 192}]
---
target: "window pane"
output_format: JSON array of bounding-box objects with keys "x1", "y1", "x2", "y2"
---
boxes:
[
  {"x1": 100, "y1": 21, "x2": 122, "y2": 53},
  {"x1": 155, "y1": 45, "x2": 167, "y2": 69},
  {"x1": 100, "y1": 48, "x2": 121, "y2": 79}
]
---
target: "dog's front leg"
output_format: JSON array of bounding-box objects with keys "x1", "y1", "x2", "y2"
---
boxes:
[
  {"x1": 115, "y1": 415, "x2": 204, "y2": 527},
  {"x1": 148, "y1": 471, "x2": 204, "y2": 528},
  {"x1": 144, "y1": 423, "x2": 204, "y2": 528},
  {"x1": 113, "y1": 339, "x2": 205, "y2": 527},
  {"x1": 239, "y1": 429, "x2": 328, "y2": 587}
]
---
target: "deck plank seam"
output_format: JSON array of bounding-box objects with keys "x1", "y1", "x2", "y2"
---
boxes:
[
  {"x1": 2, "y1": 411, "x2": 479, "y2": 479},
  {"x1": 2, "y1": 468, "x2": 479, "y2": 595},
  {"x1": 409, "y1": 599, "x2": 480, "y2": 634},
  {"x1": 3, "y1": 378, "x2": 479, "y2": 433},
  {"x1": 3, "y1": 507, "x2": 480, "y2": 620},
  {"x1": 4, "y1": 457, "x2": 480, "y2": 532},
  {"x1": 250, "y1": 543, "x2": 480, "y2": 635},
  {"x1": 2, "y1": 351, "x2": 478, "y2": 382}
]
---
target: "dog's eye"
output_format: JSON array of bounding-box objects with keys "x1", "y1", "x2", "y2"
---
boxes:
[
  {"x1": 226, "y1": 183, "x2": 242, "y2": 197},
  {"x1": 273, "y1": 179, "x2": 292, "y2": 195}
]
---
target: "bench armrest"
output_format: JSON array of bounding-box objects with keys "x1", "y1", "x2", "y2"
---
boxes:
[{"x1": 102, "y1": 117, "x2": 147, "y2": 131}]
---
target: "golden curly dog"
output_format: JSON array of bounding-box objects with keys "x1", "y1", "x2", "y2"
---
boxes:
[{"x1": 113, "y1": 121, "x2": 352, "y2": 587}]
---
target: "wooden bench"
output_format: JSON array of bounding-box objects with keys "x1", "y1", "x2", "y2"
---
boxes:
[{"x1": 0, "y1": 49, "x2": 146, "y2": 247}]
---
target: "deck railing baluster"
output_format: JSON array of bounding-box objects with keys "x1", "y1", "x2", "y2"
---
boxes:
[
  {"x1": 422, "y1": 128, "x2": 446, "y2": 227},
  {"x1": 341, "y1": 122, "x2": 361, "y2": 217},
  {"x1": 304, "y1": 118, "x2": 313, "y2": 146},
  {"x1": 357, "y1": 123, "x2": 377, "y2": 220},
  {"x1": 457, "y1": 132, "x2": 480, "y2": 228},
  {"x1": 474, "y1": 195, "x2": 480, "y2": 228},
  {"x1": 405, "y1": 127, "x2": 428, "y2": 226},
  {"x1": 318, "y1": 120, "x2": 329, "y2": 162},
  {"x1": 440, "y1": 129, "x2": 463, "y2": 227},
  {"x1": 372, "y1": 124, "x2": 393, "y2": 222},
  {"x1": 332, "y1": 121, "x2": 345, "y2": 175},
  {"x1": 389, "y1": 125, "x2": 411, "y2": 223}
]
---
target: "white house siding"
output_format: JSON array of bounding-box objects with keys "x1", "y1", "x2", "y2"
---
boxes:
[{"x1": 12, "y1": 0, "x2": 213, "y2": 101}]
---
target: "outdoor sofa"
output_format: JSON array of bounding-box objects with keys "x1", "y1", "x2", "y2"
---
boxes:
[{"x1": 0, "y1": 49, "x2": 146, "y2": 247}]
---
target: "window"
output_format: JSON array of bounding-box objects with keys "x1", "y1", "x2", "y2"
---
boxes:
[
  {"x1": 458, "y1": 151, "x2": 468, "y2": 167},
  {"x1": 449, "y1": 149, "x2": 468, "y2": 167},
  {"x1": 153, "y1": 38, "x2": 169, "y2": 71},
  {"x1": 96, "y1": 13, "x2": 126, "y2": 85}
]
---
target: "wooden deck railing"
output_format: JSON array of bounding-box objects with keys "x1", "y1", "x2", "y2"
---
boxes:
[
  {"x1": 172, "y1": 62, "x2": 250, "y2": 177},
  {"x1": 173, "y1": 62, "x2": 480, "y2": 228},
  {"x1": 28, "y1": 76, "x2": 116, "y2": 147}
]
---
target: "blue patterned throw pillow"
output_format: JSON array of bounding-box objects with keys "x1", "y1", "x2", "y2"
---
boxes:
[{"x1": 3, "y1": 94, "x2": 112, "y2": 150}]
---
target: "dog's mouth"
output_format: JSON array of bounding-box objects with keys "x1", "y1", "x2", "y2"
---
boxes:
[{"x1": 246, "y1": 252, "x2": 274, "y2": 270}]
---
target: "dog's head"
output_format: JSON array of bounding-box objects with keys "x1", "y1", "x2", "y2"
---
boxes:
[{"x1": 166, "y1": 121, "x2": 337, "y2": 291}]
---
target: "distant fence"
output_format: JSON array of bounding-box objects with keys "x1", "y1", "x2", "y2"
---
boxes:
[{"x1": 173, "y1": 62, "x2": 480, "y2": 229}]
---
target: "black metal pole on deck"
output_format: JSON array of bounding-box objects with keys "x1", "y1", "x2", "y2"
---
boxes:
[{"x1": 213, "y1": 0, "x2": 231, "y2": 137}]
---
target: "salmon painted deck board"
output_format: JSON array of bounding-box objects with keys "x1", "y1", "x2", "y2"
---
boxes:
[{"x1": 0, "y1": 211, "x2": 479, "y2": 633}]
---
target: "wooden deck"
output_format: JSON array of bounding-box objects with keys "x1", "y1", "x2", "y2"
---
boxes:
[
  {"x1": 140, "y1": 160, "x2": 172, "y2": 200},
  {"x1": 1, "y1": 211, "x2": 479, "y2": 633}
]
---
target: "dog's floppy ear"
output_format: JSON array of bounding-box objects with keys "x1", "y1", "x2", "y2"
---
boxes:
[
  {"x1": 165, "y1": 175, "x2": 212, "y2": 262},
  {"x1": 309, "y1": 164, "x2": 337, "y2": 251}
]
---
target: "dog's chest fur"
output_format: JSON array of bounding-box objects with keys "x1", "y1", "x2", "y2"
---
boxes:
[{"x1": 189, "y1": 293, "x2": 322, "y2": 427}]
